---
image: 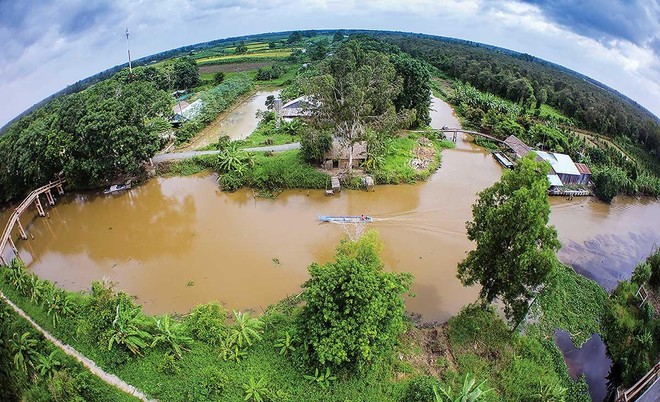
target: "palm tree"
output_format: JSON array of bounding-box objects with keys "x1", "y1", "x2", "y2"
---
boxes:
[
  {"x1": 10, "y1": 332, "x2": 38, "y2": 373},
  {"x1": 228, "y1": 310, "x2": 264, "y2": 349},
  {"x1": 150, "y1": 315, "x2": 192, "y2": 358},
  {"x1": 35, "y1": 350, "x2": 62, "y2": 379},
  {"x1": 108, "y1": 300, "x2": 152, "y2": 355}
]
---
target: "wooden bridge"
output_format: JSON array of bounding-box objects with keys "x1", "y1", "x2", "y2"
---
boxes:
[
  {"x1": 439, "y1": 128, "x2": 506, "y2": 145},
  {"x1": 616, "y1": 362, "x2": 660, "y2": 402},
  {"x1": 0, "y1": 178, "x2": 65, "y2": 265}
]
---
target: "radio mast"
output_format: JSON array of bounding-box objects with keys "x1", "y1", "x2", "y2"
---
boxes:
[{"x1": 125, "y1": 28, "x2": 133, "y2": 74}]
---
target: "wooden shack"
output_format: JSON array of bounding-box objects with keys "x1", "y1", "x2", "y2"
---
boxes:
[{"x1": 324, "y1": 140, "x2": 367, "y2": 169}]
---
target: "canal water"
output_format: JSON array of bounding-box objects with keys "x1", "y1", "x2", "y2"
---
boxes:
[{"x1": 182, "y1": 90, "x2": 280, "y2": 150}]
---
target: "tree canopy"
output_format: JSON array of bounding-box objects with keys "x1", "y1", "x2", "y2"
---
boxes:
[
  {"x1": 297, "y1": 230, "x2": 413, "y2": 373},
  {"x1": 457, "y1": 154, "x2": 560, "y2": 326},
  {"x1": 306, "y1": 40, "x2": 401, "y2": 171}
]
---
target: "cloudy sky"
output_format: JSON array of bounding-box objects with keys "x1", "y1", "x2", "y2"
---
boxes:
[{"x1": 0, "y1": 0, "x2": 658, "y2": 127}]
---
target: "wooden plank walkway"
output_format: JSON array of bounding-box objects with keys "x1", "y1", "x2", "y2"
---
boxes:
[{"x1": 0, "y1": 178, "x2": 65, "y2": 265}]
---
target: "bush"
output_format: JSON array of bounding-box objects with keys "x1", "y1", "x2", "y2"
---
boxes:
[
  {"x1": 631, "y1": 262, "x2": 651, "y2": 285},
  {"x1": 296, "y1": 231, "x2": 413, "y2": 373},
  {"x1": 648, "y1": 249, "x2": 660, "y2": 289},
  {"x1": 218, "y1": 171, "x2": 246, "y2": 192},
  {"x1": 401, "y1": 376, "x2": 439, "y2": 402},
  {"x1": 186, "y1": 302, "x2": 228, "y2": 345},
  {"x1": 200, "y1": 367, "x2": 229, "y2": 396}
]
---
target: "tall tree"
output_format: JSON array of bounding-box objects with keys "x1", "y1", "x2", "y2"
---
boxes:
[
  {"x1": 391, "y1": 53, "x2": 432, "y2": 128},
  {"x1": 172, "y1": 57, "x2": 201, "y2": 89},
  {"x1": 297, "y1": 231, "x2": 412, "y2": 373},
  {"x1": 457, "y1": 154, "x2": 560, "y2": 327},
  {"x1": 308, "y1": 41, "x2": 401, "y2": 173}
]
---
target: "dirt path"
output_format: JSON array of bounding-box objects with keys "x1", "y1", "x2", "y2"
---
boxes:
[{"x1": 0, "y1": 292, "x2": 156, "y2": 402}]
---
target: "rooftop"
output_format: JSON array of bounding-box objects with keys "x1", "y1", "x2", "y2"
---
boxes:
[
  {"x1": 535, "y1": 151, "x2": 580, "y2": 176},
  {"x1": 575, "y1": 163, "x2": 592, "y2": 175},
  {"x1": 326, "y1": 139, "x2": 367, "y2": 160},
  {"x1": 504, "y1": 135, "x2": 531, "y2": 158}
]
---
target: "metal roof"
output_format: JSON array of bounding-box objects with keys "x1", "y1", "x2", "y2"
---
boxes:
[
  {"x1": 575, "y1": 163, "x2": 592, "y2": 175},
  {"x1": 547, "y1": 174, "x2": 563, "y2": 187},
  {"x1": 504, "y1": 135, "x2": 531, "y2": 158},
  {"x1": 535, "y1": 151, "x2": 580, "y2": 176}
]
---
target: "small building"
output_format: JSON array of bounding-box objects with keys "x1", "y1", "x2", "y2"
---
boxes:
[
  {"x1": 547, "y1": 174, "x2": 564, "y2": 193},
  {"x1": 324, "y1": 139, "x2": 367, "y2": 169},
  {"x1": 504, "y1": 135, "x2": 532, "y2": 159},
  {"x1": 275, "y1": 96, "x2": 314, "y2": 119},
  {"x1": 535, "y1": 151, "x2": 581, "y2": 185},
  {"x1": 171, "y1": 99, "x2": 203, "y2": 126},
  {"x1": 574, "y1": 163, "x2": 592, "y2": 185}
]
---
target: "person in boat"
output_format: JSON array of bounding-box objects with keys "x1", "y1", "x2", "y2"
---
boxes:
[{"x1": 361, "y1": 214, "x2": 366, "y2": 221}]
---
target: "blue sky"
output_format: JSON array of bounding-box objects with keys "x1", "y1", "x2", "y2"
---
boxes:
[{"x1": 0, "y1": 0, "x2": 658, "y2": 127}]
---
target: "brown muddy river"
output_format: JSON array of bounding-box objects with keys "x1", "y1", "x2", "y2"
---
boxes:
[{"x1": 2, "y1": 98, "x2": 659, "y2": 322}]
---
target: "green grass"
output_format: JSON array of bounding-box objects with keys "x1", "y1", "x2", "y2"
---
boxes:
[
  {"x1": 373, "y1": 133, "x2": 454, "y2": 184},
  {"x1": 197, "y1": 51, "x2": 293, "y2": 65},
  {"x1": 156, "y1": 157, "x2": 215, "y2": 177}
]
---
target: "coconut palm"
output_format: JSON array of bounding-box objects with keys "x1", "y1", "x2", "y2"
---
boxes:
[
  {"x1": 10, "y1": 332, "x2": 38, "y2": 373},
  {"x1": 151, "y1": 315, "x2": 192, "y2": 358},
  {"x1": 228, "y1": 310, "x2": 264, "y2": 349}
]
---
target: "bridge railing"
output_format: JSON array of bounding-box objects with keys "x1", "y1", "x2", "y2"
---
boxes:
[
  {"x1": 0, "y1": 178, "x2": 65, "y2": 265},
  {"x1": 617, "y1": 362, "x2": 660, "y2": 402}
]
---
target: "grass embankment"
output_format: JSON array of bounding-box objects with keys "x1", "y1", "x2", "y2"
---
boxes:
[
  {"x1": 0, "y1": 296, "x2": 138, "y2": 402},
  {"x1": 373, "y1": 132, "x2": 454, "y2": 184},
  {"x1": 395, "y1": 263, "x2": 605, "y2": 402}
]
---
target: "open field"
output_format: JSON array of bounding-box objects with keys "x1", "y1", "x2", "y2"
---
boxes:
[
  {"x1": 199, "y1": 62, "x2": 272, "y2": 74},
  {"x1": 196, "y1": 50, "x2": 293, "y2": 64}
]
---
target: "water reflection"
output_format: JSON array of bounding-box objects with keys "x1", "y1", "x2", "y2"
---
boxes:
[{"x1": 554, "y1": 330, "x2": 613, "y2": 402}]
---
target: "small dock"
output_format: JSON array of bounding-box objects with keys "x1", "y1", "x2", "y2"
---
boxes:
[
  {"x1": 331, "y1": 176, "x2": 341, "y2": 193},
  {"x1": 548, "y1": 189, "x2": 591, "y2": 197},
  {"x1": 363, "y1": 176, "x2": 375, "y2": 191},
  {"x1": 492, "y1": 151, "x2": 514, "y2": 169}
]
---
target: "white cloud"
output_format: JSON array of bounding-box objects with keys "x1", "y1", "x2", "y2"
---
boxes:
[{"x1": 0, "y1": 0, "x2": 658, "y2": 127}]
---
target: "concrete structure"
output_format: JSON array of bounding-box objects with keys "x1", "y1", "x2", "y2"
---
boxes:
[{"x1": 324, "y1": 139, "x2": 367, "y2": 169}]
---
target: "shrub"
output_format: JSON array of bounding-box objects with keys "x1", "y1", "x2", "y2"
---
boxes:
[
  {"x1": 631, "y1": 262, "x2": 651, "y2": 285},
  {"x1": 186, "y1": 302, "x2": 228, "y2": 345},
  {"x1": 200, "y1": 367, "x2": 229, "y2": 396},
  {"x1": 402, "y1": 376, "x2": 439, "y2": 402}
]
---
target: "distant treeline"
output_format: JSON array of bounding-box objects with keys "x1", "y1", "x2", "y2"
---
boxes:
[{"x1": 371, "y1": 32, "x2": 660, "y2": 157}]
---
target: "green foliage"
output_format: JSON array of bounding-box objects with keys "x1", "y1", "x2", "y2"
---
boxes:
[
  {"x1": 402, "y1": 375, "x2": 440, "y2": 402},
  {"x1": 631, "y1": 262, "x2": 652, "y2": 285},
  {"x1": 274, "y1": 331, "x2": 295, "y2": 356},
  {"x1": 297, "y1": 230, "x2": 413, "y2": 373},
  {"x1": 246, "y1": 151, "x2": 328, "y2": 194},
  {"x1": 307, "y1": 40, "x2": 402, "y2": 172},
  {"x1": 391, "y1": 53, "x2": 432, "y2": 128},
  {"x1": 436, "y1": 373, "x2": 493, "y2": 402},
  {"x1": 243, "y1": 376, "x2": 269, "y2": 402},
  {"x1": 200, "y1": 366, "x2": 229, "y2": 397},
  {"x1": 602, "y1": 250, "x2": 660, "y2": 387},
  {"x1": 185, "y1": 301, "x2": 228, "y2": 345},
  {"x1": 591, "y1": 165, "x2": 632, "y2": 203},
  {"x1": 107, "y1": 298, "x2": 152, "y2": 356},
  {"x1": 458, "y1": 154, "x2": 560, "y2": 326},
  {"x1": 35, "y1": 350, "x2": 62, "y2": 379},
  {"x1": 303, "y1": 367, "x2": 337, "y2": 389},
  {"x1": 300, "y1": 129, "x2": 332, "y2": 164},
  {"x1": 228, "y1": 310, "x2": 264, "y2": 350},
  {"x1": 235, "y1": 43, "x2": 248, "y2": 54},
  {"x1": 648, "y1": 248, "x2": 660, "y2": 289},
  {"x1": 10, "y1": 331, "x2": 39, "y2": 373},
  {"x1": 172, "y1": 57, "x2": 201, "y2": 89},
  {"x1": 213, "y1": 71, "x2": 225, "y2": 84},
  {"x1": 150, "y1": 315, "x2": 192, "y2": 358}
]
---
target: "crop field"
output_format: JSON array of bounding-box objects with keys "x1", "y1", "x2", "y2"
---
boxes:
[{"x1": 196, "y1": 50, "x2": 293, "y2": 65}]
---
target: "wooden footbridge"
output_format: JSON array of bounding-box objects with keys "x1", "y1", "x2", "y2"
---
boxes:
[
  {"x1": 0, "y1": 178, "x2": 65, "y2": 265},
  {"x1": 440, "y1": 127, "x2": 506, "y2": 145}
]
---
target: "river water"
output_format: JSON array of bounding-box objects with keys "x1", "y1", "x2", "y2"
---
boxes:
[
  {"x1": 2, "y1": 97, "x2": 659, "y2": 325},
  {"x1": 182, "y1": 90, "x2": 279, "y2": 150}
]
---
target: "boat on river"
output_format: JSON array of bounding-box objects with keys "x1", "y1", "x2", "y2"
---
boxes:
[
  {"x1": 318, "y1": 215, "x2": 373, "y2": 223},
  {"x1": 103, "y1": 181, "x2": 132, "y2": 195}
]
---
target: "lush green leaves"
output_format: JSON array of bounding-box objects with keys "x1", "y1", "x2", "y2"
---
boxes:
[
  {"x1": 458, "y1": 154, "x2": 560, "y2": 326},
  {"x1": 297, "y1": 230, "x2": 413, "y2": 373}
]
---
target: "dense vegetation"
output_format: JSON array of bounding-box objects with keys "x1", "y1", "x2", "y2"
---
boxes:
[
  {"x1": 602, "y1": 249, "x2": 660, "y2": 387},
  {"x1": 446, "y1": 81, "x2": 660, "y2": 201},
  {"x1": 376, "y1": 33, "x2": 660, "y2": 157}
]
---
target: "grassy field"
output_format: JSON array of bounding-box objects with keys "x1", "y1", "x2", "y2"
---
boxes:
[{"x1": 196, "y1": 50, "x2": 293, "y2": 65}]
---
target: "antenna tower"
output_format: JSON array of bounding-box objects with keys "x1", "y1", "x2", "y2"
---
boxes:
[{"x1": 125, "y1": 28, "x2": 133, "y2": 74}]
